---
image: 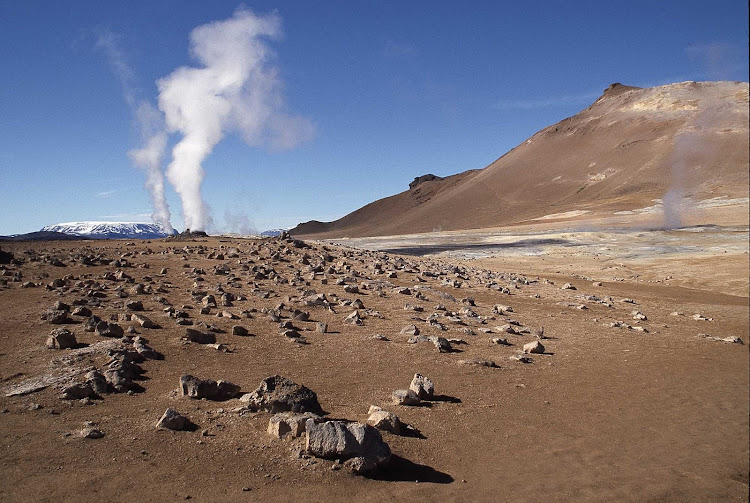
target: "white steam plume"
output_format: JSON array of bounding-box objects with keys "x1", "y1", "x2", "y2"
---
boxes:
[
  {"x1": 157, "y1": 8, "x2": 314, "y2": 232},
  {"x1": 95, "y1": 31, "x2": 174, "y2": 233}
]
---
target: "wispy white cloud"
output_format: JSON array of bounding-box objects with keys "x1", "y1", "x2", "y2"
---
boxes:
[
  {"x1": 494, "y1": 91, "x2": 600, "y2": 110},
  {"x1": 95, "y1": 189, "x2": 120, "y2": 198}
]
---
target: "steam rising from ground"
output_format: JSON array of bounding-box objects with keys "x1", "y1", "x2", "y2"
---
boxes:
[
  {"x1": 98, "y1": 9, "x2": 312, "y2": 232},
  {"x1": 96, "y1": 32, "x2": 174, "y2": 233},
  {"x1": 157, "y1": 8, "x2": 314, "y2": 231}
]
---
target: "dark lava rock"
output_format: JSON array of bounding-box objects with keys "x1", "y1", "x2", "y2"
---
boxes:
[{"x1": 242, "y1": 375, "x2": 322, "y2": 414}]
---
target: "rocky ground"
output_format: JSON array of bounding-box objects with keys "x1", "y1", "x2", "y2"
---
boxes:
[{"x1": 0, "y1": 232, "x2": 747, "y2": 502}]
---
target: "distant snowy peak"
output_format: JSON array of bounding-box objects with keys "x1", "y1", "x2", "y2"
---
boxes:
[
  {"x1": 260, "y1": 228, "x2": 287, "y2": 237},
  {"x1": 41, "y1": 222, "x2": 177, "y2": 239}
]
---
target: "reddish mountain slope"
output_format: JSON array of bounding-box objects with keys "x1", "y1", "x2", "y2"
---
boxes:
[{"x1": 292, "y1": 81, "x2": 749, "y2": 238}]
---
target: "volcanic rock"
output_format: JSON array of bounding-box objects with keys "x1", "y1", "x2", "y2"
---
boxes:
[
  {"x1": 241, "y1": 375, "x2": 322, "y2": 414},
  {"x1": 179, "y1": 374, "x2": 241, "y2": 401},
  {"x1": 156, "y1": 408, "x2": 195, "y2": 431},
  {"x1": 46, "y1": 328, "x2": 77, "y2": 349},
  {"x1": 305, "y1": 420, "x2": 391, "y2": 474}
]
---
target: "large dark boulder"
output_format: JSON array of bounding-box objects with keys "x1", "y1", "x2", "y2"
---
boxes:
[{"x1": 242, "y1": 375, "x2": 322, "y2": 414}]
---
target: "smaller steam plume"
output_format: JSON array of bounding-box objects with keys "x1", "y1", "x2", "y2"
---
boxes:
[{"x1": 96, "y1": 31, "x2": 174, "y2": 233}]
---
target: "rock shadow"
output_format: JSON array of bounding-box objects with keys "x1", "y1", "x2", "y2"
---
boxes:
[
  {"x1": 371, "y1": 455, "x2": 453, "y2": 484},
  {"x1": 427, "y1": 394, "x2": 461, "y2": 404}
]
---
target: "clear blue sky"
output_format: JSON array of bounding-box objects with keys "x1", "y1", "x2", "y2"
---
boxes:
[{"x1": 1, "y1": 0, "x2": 747, "y2": 234}]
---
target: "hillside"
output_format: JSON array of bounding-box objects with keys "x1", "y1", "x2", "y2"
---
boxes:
[{"x1": 292, "y1": 81, "x2": 749, "y2": 238}]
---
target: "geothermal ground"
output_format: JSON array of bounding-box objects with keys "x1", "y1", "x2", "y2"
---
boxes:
[{"x1": 0, "y1": 227, "x2": 747, "y2": 502}]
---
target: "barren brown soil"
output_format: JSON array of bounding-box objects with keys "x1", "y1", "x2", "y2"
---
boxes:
[{"x1": 0, "y1": 233, "x2": 747, "y2": 502}]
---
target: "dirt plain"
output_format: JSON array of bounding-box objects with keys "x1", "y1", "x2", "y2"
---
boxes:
[{"x1": 0, "y1": 225, "x2": 747, "y2": 502}]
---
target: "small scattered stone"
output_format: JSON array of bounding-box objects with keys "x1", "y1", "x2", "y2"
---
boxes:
[
  {"x1": 391, "y1": 389, "x2": 420, "y2": 406},
  {"x1": 156, "y1": 408, "x2": 194, "y2": 431},
  {"x1": 523, "y1": 340, "x2": 545, "y2": 354}
]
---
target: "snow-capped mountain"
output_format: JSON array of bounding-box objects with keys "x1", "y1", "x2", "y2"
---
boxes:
[
  {"x1": 41, "y1": 222, "x2": 177, "y2": 240},
  {"x1": 260, "y1": 228, "x2": 287, "y2": 237}
]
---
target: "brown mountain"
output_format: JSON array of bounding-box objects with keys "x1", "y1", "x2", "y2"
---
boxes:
[{"x1": 292, "y1": 81, "x2": 749, "y2": 238}]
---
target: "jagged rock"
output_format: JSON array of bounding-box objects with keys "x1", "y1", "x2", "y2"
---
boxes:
[
  {"x1": 391, "y1": 389, "x2": 420, "y2": 406},
  {"x1": 231, "y1": 325, "x2": 249, "y2": 336},
  {"x1": 156, "y1": 408, "x2": 195, "y2": 431},
  {"x1": 179, "y1": 374, "x2": 240, "y2": 400},
  {"x1": 60, "y1": 382, "x2": 97, "y2": 400},
  {"x1": 46, "y1": 328, "x2": 77, "y2": 349},
  {"x1": 282, "y1": 329, "x2": 301, "y2": 339},
  {"x1": 490, "y1": 336, "x2": 510, "y2": 345},
  {"x1": 430, "y1": 336, "x2": 452, "y2": 353},
  {"x1": 561, "y1": 283, "x2": 576, "y2": 290},
  {"x1": 241, "y1": 375, "x2": 322, "y2": 414},
  {"x1": 367, "y1": 405, "x2": 402, "y2": 434},
  {"x1": 344, "y1": 311, "x2": 363, "y2": 326},
  {"x1": 183, "y1": 328, "x2": 216, "y2": 344},
  {"x1": 84, "y1": 315, "x2": 102, "y2": 332},
  {"x1": 267, "y1": 412, "x2": 320, "y2": 438},
  {"x1": 71, "y1": 306, "x2": 92, "y2": 317},
  {"x1": 305, "y1": 420, "x2": 391, "y2": 474},
  {"x1": 409, "y1": 374, "x2": 434, "y2": 399},
  {"x1": 523, "y1": 340, "x2": 545, "y2": 354},
  {"x1": 41, "y1": 309, "x2": 71, "y2": 324},
  {"x1": 133, "y1": 337, "x2": 162, "y2": 360},
  {"x1": 400, "y1": 324, "x2": 419, "y2": 336},
  {"x1": 95, "y1": 321, "x2": 124, "y2": 338},
  {"x1": 80, "y1": 426, "x2": 105, "y2": 439},
  {"x1": 126, "y1": 300, "x2": 144, "y2": 311},
  {"x1": 132, "y1": 314, "x2": 158, "y2": 329},
  {"x1": 85, "y1": 370, "x2": 108, "y2": 395}
]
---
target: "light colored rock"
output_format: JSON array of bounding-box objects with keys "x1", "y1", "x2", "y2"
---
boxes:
[
  {"x1": 366, "y1": 406, "x2": 402, "y2": 434},
  {"x1": 523, "y1": 340, "x2": 545, "y2": 354},
  {"x1": 400, "y1": 324, "x2": 419, "y2": 336},
  {"x1": 391, "y1": 389, "x2": 420, "y2": 406},
  {"x1": 409, "y1": 373, "x2": 434, "y2": 400},
  {"x1": 267, "y1": 412, "x2": 319, "y2": 438},
  {"x1": 156, "y1": 408, "x2": 193, "y2": 431}
]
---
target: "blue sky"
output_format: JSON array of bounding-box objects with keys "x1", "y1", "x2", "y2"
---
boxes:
[{"x1": 1, "y1": 0, "x2": 748, "y2": 234}]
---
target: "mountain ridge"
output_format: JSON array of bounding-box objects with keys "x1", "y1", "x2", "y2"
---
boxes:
[
  {"x1": 40, "y1": 222, "x2": 177, "y2": 240},
  {"x1": 291, "y1": 81, "x2": 749, "y2": 238}
]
